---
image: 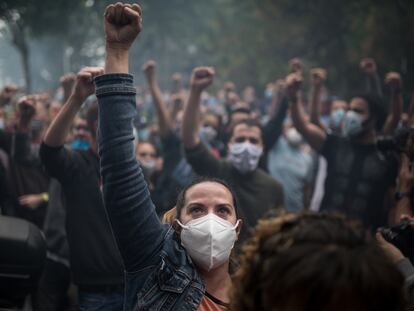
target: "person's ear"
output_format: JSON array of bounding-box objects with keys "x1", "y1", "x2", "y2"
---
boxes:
[{"x1": 235, "y1": 219, "x2": 243, "y2": 241}]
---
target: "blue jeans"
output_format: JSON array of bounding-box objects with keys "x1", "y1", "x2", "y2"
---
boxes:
[{"x1": 78, "y1": 290, "x2": 123, "y2": 311}]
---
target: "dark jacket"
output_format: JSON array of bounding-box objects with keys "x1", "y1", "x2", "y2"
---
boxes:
[{"x1": 95, "y1": 73, "x2": 205, "y2": 310}]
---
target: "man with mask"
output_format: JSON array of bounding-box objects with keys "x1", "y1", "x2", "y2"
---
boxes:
[
  {"x1": 268, "y1": 123, "x2": 315, "y2": 212},
  {"x1": 40, "y1": 67, "x2": 124, "y2": 310},
  {"x1": 287, "y1": 72, "x2": 400, "y2": 229},
  {"x1": 182, "y1": 67, "x2": 284, "y2": 241}
]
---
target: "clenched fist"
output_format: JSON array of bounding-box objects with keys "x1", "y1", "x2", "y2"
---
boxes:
[
  {"x1": 16, "y1": 96, "x2": 37, "y2": 129},
  {"x1": 73, "y1": 67, "x2": 104, "y2": 102},
  {"x1": 360, "y1": 58, "x2": 377, "y2": 76},
  {"x1": 104, "y1": 3, "x2": 142, "y2": 51},
  {"x1": 385, "y1": 72, "x2": 402, "y2": 92},
  {"x1": 142, "y1": 60, "x2": 156, "y2": 81},
  {"x1": 310, "y1": 68, "x2": 327, "y2": 88},
  {"x1": 190, "y1": 67, "x2": 215, "y2": 92},
  {"x1": 289, "y1": 58, "x2": 302, "y2": 74},
  {"x1": 285, "y1": 73, "x2": 303, "y2": 101}
]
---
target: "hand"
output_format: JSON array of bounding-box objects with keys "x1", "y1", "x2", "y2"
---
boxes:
[
  {"x1": 285, "y1": 73, "x2": 303, "y2": 101},
  {"x1": 72, "y1": 67, "x2": 104, "y2": 101},
  {"x1": 399, "y1": 154, "x2": 414, "y2": 193},
  {"x1": 190, "y1": 67, "x2": 215, "y2": 92},
  {"x1": 142, "y1": 60, "x2": 156, "y2": 81},
  {"x1": 16, "y1": 96, "x2": 37, "y2": 127},
  {"x1": 385, "y1": 72, "x2": 402, "y2": 93},
  {"x1": 360, "y1": 58, "x2": 377, "y2": 76},
  {"x1": 310, "y1": 68, "x2": 327, "y2": 89},
  {"x1": 376, "y1": 232, "x2": 405, "y2": 264},
  {"x1": 60, "y1": 73, "x2": 76, "y2": 98},
  {"x1": 224, "y1": 81, "x2": 235, "y2": 93},
  {"x1": 289, "y1": 58, "x2": 302, "y2": 73},
  {"x1": 172, "y1": 73, "x2": 182, "y2": 83},
  {"x1": 19, "y1": 194, "x2": 45, "y2": 210},
  {"x1": 0, "y1": 84, "x2": 18, "y2": 102},
  {"x1": 104, "y1": 3, "x2": 142, "y2": 51}
]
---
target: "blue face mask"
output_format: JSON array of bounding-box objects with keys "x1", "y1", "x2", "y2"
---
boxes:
[
  {"x1": 71, "y1": 139, "x2": 90, "y2": 151},
  {"x1": 330, "y1": 108, "x2": 345, "y2": 129},
  {"x1": 343, "y1": 111, "x2": 365, "y2": 138}
]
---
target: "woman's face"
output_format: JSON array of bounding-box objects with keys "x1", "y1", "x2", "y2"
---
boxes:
[{"x1": 179, "y1": 182, "x2": 238, "y2": 226}]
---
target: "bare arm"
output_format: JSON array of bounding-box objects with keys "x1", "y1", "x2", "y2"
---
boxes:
[
  {"x1": 383, "y1": 72, "x2": 403, "y2": 135},
  {"x1": 142, "y1": 60, "x2": 173, "y2": 137},
  {"x1": 309, "y1": 68, "x2": 327, "y2": 130},
  {"x1": 182, "y1": 67, "x2": 215, "y2": 149},
  {"x1": 43, "y1": 67, "x2": 104, "y2": 147},
  {"x1": 286, "y1": 73, "x2": 327, "y2": 152},
  {"x1": 360, "y1": 58, "x2": 383, "y2": 97}
]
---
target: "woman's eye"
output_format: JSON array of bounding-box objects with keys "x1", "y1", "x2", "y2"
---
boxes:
[
  {"x1": 190, "y1": 207, "x2": 202, "y2": 214},
  {"x1": 218, "y1": 207, "x2": 230, "y2": 215}
]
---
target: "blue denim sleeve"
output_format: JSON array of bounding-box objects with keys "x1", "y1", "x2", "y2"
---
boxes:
[{"x1": 95, "y1": 73, "x2": 167, "y2": 272}]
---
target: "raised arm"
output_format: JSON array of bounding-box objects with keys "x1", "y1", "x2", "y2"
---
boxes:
[
  {"x1": 97, "y1": 3, "x2": 166, "y2": 271},
  {"x1": 383, "y1": 72, "x2": 403, "y2": 135},
  {"x1": 360, "y1": 58, "x2": 383, "y2": 97},
  {"x1": 142, "y1": 60, "x2": 173, "y2": 137},
  {"x1": 43, "y1": 67, "x2": 103, "y2": 148},
  {"x1": 286, "y1": 73, "x2": 327, "y2": 152},
  {"x1": 182, "y1": 66, "x2": 215, "y2": 149},
  {"x1": 309, "y1": 68, "x2": 327, "y2": 130}
]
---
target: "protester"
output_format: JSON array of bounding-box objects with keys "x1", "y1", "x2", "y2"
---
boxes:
[
  {"x1": 287, "y1": 72, "x2": 401, "y2": 229},
  {"x1": 231, "y1": 212, "x2": 408, "y2": 311},
  {"x1": 40, "y1": 67, "x2": 124, "y2": 310}
]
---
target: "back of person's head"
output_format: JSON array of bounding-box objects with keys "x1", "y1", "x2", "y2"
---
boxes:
[{"x1": 231, "y1": 212, "x2": 407, "y2": 311}]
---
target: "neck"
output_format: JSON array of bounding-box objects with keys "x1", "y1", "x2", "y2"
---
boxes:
[
  {"x1": 199, "y1": 261, "x2": 232, "y2": 303},
  {"x1": 353, "y1": 129, "x2": 376, "y2": 145}
]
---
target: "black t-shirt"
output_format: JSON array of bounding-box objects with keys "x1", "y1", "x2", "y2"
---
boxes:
[
  {"x1": 320, "y1": 134, "x2": 398, "y2": 229},
  {"x1": 40, "y1": 143, "x2": 124, "y2": 286}
]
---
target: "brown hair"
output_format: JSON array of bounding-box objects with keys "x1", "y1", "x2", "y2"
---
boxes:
[{"x1": 231, "y1": 212, "x2": 407, "y2": 311}]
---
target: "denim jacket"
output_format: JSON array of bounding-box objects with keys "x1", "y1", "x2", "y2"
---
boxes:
[{"x1": 95, "y1": 74, "x2": 205, "y2": 311}]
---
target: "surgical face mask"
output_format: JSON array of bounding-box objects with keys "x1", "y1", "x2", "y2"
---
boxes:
[
  {"x1": 228, "y1": 142, "x2": 263, "y2": 174},
  {"x1": 285, "y1": 128, "x2": 303, "y2": 147},
  {"x1": 71, "y1": 139, "x2": 90, "y2": 151},
  {"x1": 177, "y1": 213, "x2": 240, "y2": 271},
  {"x1": 343, "y1": 111, "x2": 365, "y2": 138},
  {"x1": 330, "y1": 108, "x2": 345, "y2": 129},
  {"x1": 264, "y1": 89, "x2": 273, "y2": 99},
  {"x1": 141, "y1": 159, "x2": 157, "y2": 176},
  {"x1": 199, "y1": 126, "x2": 217, "y2": 143}
]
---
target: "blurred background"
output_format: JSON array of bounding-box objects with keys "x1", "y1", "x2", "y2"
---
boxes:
[{"x1": 0, "y1": 0, "x2": 413, "y2": 98}]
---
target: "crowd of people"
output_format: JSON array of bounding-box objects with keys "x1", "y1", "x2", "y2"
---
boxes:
[{"x1": 1, "y1": 2, "x2": 414, "y2": 310}]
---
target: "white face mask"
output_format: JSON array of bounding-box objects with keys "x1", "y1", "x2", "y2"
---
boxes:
[
  {"x1": 177, "y1": 214, "x2": 240, "y2": 272},
  {"x1": 140, "y1": 159, "x2": 157, "y2": 176},
  {"x1": 228, "y1": 142, "x2": 263, "y2": 174},
  {"x1": 285, "y1": 127, "x2": 303, "y2": 147}
]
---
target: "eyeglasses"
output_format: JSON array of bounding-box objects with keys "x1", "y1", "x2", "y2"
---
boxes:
[{"x1": 234, "y1": 136, "x2": 260, "y2": 145}]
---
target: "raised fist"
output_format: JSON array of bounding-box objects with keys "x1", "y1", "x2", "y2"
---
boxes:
[
  {"x1": 104, "y1": 3, "x2": 142, "y2": 51},
  {"x1": 289, "y1": 58, "x2": 302, "y2": 73},
  {"x1": 60, "y1": 72, "x2": 76, "y2": 90},
  {"x1": 310, "y1": 68, "x2": 327, "y2": 88},
  {"x1": 224, "y1": 81, "x2": 235, "y2": 93},
  {"x1": 190, "y1": 67, "x2": 215, "y2": 92},
  {"x1": 385, "y1": 72, "x2": 402, "y2": 92},
  {"x1": 73, "y1": 67, "x2": 104, "y2": 101},
  {"x1": 0, "y1": 84, "x2": 19, "y2": 100},
  {"x1": 142, "y1": 60, "x2": 156, "y2": 80},
  {"x1": 360, "y1": 58, "x2": 377, "y2": 75},
  {"x1": 16, "y1": 96, "x2": 37, "y2": 124},
  {"x1": 285, "y1": 73, "x2": 303, "y2": 101},
  {"x1": 172, "y1": 73, "x2": 182, "y2": 83}
]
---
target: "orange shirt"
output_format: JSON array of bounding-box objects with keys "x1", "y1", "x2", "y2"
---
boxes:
[{"x1": 198, "y1": 294, "x2": 228, "y2": 311}]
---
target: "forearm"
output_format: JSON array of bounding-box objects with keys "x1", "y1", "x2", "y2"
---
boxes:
[
  {"x1": 105, "y1": 48, "x2": 129, "y2": 74},
  {"x1": 383, "y1": 92, "x2": 403, "y2": 135},
  {"x1": 96, "y1": 73, "x2": 164, "y2": 270},
  {"x1": 147, "y1": 77, "x2": 172, "y2": 136},
  {"x1": 309, "y1": 87, "x2": 324, "y2": 129},
  {"x1": 43, "y1": 94, "x2": 83, "y2": 147},
  {"x1": 263, "y1": 96, "x2": 289, "y2": 151},
  {"x1": 365, "y1": 73, "x2": 383, "y2": 97},
  {"x1": 182, "y1": 88, "x2": 201, "y2": 149}
]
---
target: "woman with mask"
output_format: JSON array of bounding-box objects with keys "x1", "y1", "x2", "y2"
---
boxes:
[{"x1": 97, "y1": 3, "x2": 242, "y2": 310}]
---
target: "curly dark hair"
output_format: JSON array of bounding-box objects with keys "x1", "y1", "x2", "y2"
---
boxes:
[{"x1": 231, "y1": 212, "x2": 407, "y2": 311}]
